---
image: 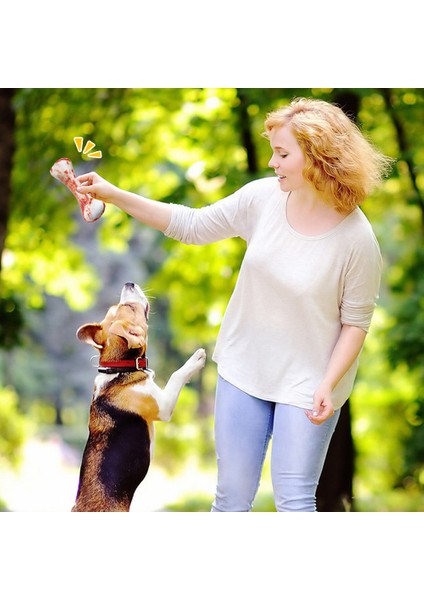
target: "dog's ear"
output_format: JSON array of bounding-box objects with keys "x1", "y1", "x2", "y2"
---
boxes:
[
  {"x1": 76, "y1": 323, "x2": 104, "y2": 349},
  {"x1": 109, "y1": 320, "x2": 146, "y2": 349}
]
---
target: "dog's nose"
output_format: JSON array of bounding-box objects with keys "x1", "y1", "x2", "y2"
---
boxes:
[{"x1": 120, "y1": 283, "x2": 147, "y2": 307}]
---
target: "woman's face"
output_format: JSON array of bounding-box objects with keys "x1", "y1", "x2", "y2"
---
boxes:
[{"x1": 268, "y1": 125, "x2": 307, "y2": 192}]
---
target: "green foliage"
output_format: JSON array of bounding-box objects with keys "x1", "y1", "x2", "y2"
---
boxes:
[
  {"x1": 153, "y1": 386, "x2": 215, "y2": 472},
  {"x1": 386, "y1": 243, "x2": 424, "y2": 492},
  {"x1": 4, "y1": 89, "x2": 111, "y2": 312},
  {"x1": 164, "y1": 493, "x2": 212, "y2": 512},
  {"x1": 387, "y1": 247, "x2": 424, "y2": 372},
  {"x1": 149, "y1": 238, "x2": 243, "y2": 349},
  {"x1": 0, "y1": 387, "x2": 31, "y2": 468},
  {"x1": 351, "y1": 308, "x2": 424, "y2": 510}
]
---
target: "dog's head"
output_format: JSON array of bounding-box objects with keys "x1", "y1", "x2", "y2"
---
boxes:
[{"x1": 77, "y1": 283, "x2": 150, "y2": 358}]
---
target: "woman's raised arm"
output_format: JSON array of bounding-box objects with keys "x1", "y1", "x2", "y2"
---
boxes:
[{"x1": 77, "y1": 172, "x2": 172, "y2": 232}]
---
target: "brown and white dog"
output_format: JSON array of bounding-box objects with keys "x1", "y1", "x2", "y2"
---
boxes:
[{"x1": 72, "y1": 282, "x2": 206, "y2": 512}]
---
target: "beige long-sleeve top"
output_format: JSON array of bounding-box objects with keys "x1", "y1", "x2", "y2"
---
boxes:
[{"x1": 164, "y1": 177, "x2": 382, "y2": 410}]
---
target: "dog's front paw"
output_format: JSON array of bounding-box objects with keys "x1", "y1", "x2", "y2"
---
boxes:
[{"x1": 184, "y1": 348, "x2": 206, "y2": 379}]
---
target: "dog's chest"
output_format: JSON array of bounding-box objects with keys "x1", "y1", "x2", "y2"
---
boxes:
[{"x1": 93, "y1": 372, "x2": 160, "y2": 422}]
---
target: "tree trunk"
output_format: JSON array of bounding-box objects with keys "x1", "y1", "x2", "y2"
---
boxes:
[
  {"x1": 317, "y1": 401, "x2": 355, "y2": 511},
  {"x1": 236, "y1": 89, "x2": 259, "y2": 174},
  {"x1": 316, "y1": 90, "x2": 361, "y2": 511},
  {"x1": 380, "y1": 88, "x2": 424, "y2": 229},
  {"x1": 0, "y1": 88, "x2": 15, "y2": 280}
]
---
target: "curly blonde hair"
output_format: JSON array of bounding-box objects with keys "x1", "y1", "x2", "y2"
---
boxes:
[{"x1": 263, "y1": 97, "x2": 394, "y2": 212}]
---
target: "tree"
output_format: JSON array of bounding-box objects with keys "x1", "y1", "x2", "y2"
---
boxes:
[
  {"x1": 0, "y1": 88, "x2": 14, "y2": 270},
  {"x1": 380, "y1": 89, "x2": 424, "y2": 495},
  {"x1": 316, "y1": 89, "x2": 361, "y2": 511},
  {"x1": 0, "y1": 88, "x2": 24, "y2": 350},
  {"x1": 0, "y1": 89, "x2": 29, "y2": 482}
]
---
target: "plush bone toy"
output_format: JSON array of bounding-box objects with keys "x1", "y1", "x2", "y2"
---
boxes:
[{"x1": 50, "y1": 158, "x2": 105, "y2": 222}]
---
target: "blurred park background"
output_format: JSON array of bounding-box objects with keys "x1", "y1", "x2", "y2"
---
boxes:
[{"x1": 0, "y1": 87, "x2": 423, "y2": 512}]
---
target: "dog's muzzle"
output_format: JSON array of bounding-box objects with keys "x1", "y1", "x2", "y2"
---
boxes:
[{"x1": 120, "y1": 283, "x2": 150, "y2": 320}]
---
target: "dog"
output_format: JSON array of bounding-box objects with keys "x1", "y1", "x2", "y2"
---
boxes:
[{"x1": 72, "y1": 282, "x2": 206, "y2": 512}]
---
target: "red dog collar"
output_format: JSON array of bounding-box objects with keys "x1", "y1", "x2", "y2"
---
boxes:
[{"x1": 98, "y1": 356, "x2": 148, "y2": 373}]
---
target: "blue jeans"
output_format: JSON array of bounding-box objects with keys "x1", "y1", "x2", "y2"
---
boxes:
[{"x1": 211, "y1": 376, "x2": 340, "y2": 512}]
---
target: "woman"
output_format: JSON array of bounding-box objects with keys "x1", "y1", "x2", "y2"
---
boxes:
[{"x1": 77, "y1": 97, "x2": 393, "y2": 512}]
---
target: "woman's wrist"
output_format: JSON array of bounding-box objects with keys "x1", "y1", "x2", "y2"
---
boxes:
[{"x1": 316, "y1": 378, "x2": 335, "y2": 393}]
